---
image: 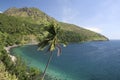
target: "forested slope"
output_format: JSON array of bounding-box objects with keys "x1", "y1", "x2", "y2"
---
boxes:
[{"x1": 4, "y1": 7, "x2": 108, "y2": 42}]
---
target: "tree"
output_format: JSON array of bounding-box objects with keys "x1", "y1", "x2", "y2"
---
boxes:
[{"x1": 38, "y1": 23, "x2": 67, "y2": 80}]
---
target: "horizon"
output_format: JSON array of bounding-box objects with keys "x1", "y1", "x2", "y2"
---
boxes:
[{"x1": 1, "y1": 0, "x2": 120, "y2": 39}]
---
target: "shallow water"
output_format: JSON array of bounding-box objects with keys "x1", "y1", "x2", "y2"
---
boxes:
[{"x1": 10, "y1": 40, "x2": 120, "y2": 80}]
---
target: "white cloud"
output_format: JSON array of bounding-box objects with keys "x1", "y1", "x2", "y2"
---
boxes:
[
  {"x1": 0, "y1": 11, "x2": 2, "y2": 13},
  {"x1": 86, "y1": 0, "x2": 120, "y2": 25},
  {"x1": 85, "y1": 27, "x2": 102, "y2": 33},
  {"x1": 57, "y1": 0, "x2": 78, "y2": 23},
  {"x1": 77, "y1": 0, "x2": 120, "y2": 39},
  {"x1": 61, "y1": 7, "x2": 78, "y2": 23}
]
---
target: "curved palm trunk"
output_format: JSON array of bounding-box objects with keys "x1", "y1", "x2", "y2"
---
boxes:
[{"x1": 41, "y1": 52, "x2": 53, "y2": 80}]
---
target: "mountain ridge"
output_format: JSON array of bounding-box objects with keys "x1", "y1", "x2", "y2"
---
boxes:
[{"x1": 3, "y1": 7, "x2": 108, "y2": 42}]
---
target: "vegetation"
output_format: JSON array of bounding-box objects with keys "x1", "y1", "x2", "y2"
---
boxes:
[
  {"x1": 0, "y1": 14, "x2": 43, "y2": 46},
  {"x1": 4, "y1": 7, "x2": 108, "y2": 42},
  {"x1": 38, "y1": 23, "x2": 67, "y2": 80},
  {"x1": 0, "y1": 61, "x2": 18, "y2": 80},
  {"x1": 59, "y1": 22, "x2": 108, "y2": 42},
  {"x1": 4, "y1": 7, "x2": 55, "y2": 24},
  {"x1": 0, "y1": 49, "x2": 41, "y2": 80},
  {"x1": 0, "y1": 14, "x2": 42, "y2": 80},
  {"x1": 0, "y1": 7, "x2": 108, "y2": 80}
]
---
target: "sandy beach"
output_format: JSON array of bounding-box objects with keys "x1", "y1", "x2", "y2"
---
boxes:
[
  {"x1": 4, "y1": 42, "x2": 38, "y2": 62},
  {"x1": 4, "y1": 44, "x2": 19, "y2": 53},
  {"x1": 4, "y1": 45, "x2": 19, "y2": 62}
]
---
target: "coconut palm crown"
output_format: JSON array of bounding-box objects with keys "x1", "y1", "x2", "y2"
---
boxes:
[
  {"x1": 38, "y1": 23, "x2": 66, "y2": 56},
  {"x1": 38, "y1": 22, "x2": 67, "y2": 80}
]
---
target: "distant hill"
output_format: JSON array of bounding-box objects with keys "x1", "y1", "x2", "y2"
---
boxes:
[{"x1": 3, "y1": 7, "x2": 108, "y2": 42}]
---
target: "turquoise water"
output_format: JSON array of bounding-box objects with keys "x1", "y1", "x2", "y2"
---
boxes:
[{"x1": 10, "y1": 40, "x2": 120, "y2": 80}]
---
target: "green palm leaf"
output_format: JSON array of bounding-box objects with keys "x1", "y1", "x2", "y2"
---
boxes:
[{"x1": 38, "y1": 22, "x2": 67, "y2": 80}]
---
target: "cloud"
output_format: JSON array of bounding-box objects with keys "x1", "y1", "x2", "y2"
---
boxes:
[
  {"x1": 85, "y1": 0, "x2": 120, "y2": 25},
  {"x1": 57, "y1": 0, "x2": 78, "y2": 23},
  {"x1": 77, "y1": 0, "x2": 120, "y2": 39},
  {"x1": 85, "y1": 27, "x2": 102, "y2": 33},
  {"x1": 0, "y1": 11, "x2": 2, "y2": 13},
  {"x1": 61, "y1": 7, "x2": 78, "y2": 23}
]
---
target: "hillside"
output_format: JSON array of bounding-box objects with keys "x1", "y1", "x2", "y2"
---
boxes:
[
  {"x1": 0, "y1": 61, "x2": 18, "y2": 80},
  {"x1": 4, "y1": 7, "x2": 56, "y2": 24},
  {"x1": 4, "y1": 7, "x2": 108, "y2": 42}
]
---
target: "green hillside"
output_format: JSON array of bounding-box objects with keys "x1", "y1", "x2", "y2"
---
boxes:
[
  {"x1": 4, "y1": 7, "x2": 56, "y2": 24},
  {"x1": 4, "y1": 7, "x2": 108, "y2": 42}
]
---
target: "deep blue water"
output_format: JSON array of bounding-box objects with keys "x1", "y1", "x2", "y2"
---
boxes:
[{"x1": 10, "y1": 40, "x2": 120, "y2": 80}]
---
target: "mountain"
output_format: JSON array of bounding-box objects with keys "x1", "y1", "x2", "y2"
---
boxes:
[
  {"x1": 3, "y1": 7, "x2": 108, "y2": 42},
  {"x1": 4, "y1": 7, "x2": 56, "y2": 24}
]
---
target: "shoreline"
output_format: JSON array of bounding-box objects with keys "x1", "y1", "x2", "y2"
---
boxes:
[
  {"x1": 4, "y1": 42, "x2": 38, "y2": 62},
  {"x1": 4, "y1": 44, "x2": 19, "y2": 53},
  {"x1": 4, "y1": 42, "x2": 39, "y2": 53},
  {"x1": 4, "y1": 43, "x2": 65, "y2": 80},
  {"x1": 4, "y1": 44, "x2": 19, "y2": 62}
]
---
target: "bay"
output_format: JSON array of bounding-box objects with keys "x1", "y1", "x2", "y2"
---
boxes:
[{"x1": 10, "y1": 40, "x2": 120, "y2": 80}]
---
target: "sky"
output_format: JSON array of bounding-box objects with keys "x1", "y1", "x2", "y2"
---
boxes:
[{"x1": 0, "y1": 0, "x2": 120, "y2": 39}]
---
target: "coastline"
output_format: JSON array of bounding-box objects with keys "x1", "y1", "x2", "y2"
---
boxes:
[
  {"x1": 4, "y1": 42, "x2": 39, "y2": 62},
  {"x1": 4, "y1": 42, "x2": 58, "y2": 80},
  {"x1": 4, "y1": 44, "x2": 19, "y2": 62},
  {"x1": 4, "y1": 44, "x2": 19, "y2": 53}
]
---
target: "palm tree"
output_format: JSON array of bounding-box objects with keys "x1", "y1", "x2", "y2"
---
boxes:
[{"x1": 38, "y1": 23, "x2": 66, "y2": 80}]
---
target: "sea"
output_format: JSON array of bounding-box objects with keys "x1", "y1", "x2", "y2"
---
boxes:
[{"x1": 10, "y1": 40, "x2": 120, "y2": 80}]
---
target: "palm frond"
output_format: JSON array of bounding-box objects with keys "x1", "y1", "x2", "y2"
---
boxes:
[
  {"x1": 38, "y1": 22, "x2": 67, "y2": 54},
  {"x1": 47, "y1": 43, "x2": 55, "y2": 52},
  {"x1": 38, "y1": 39, "x2": 49, "y2": 50},
  {"x1": 44, "y1": 24, "x2": 56, "y2": 35}
]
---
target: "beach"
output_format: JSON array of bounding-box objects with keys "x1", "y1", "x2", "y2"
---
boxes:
[
  {"x1": 4, "y1": 42, "x2": 39, "y2": 63},
  {"x1": 4, "y1": 44, "x2": 19, "y2": 62}
]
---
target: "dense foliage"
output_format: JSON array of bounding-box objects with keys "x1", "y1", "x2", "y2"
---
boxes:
[
  {"x1": 0, "y1": 14, "x2": 43, "y2": 46},
  {"x1": 59, "y1": 22, "x2": 108, "y2": 42},
  {"x1": 3, "y1": 7, "x2": 108, "y2": 42},
  {"x1": 0, "y1": 61, "x2": 18, "y2": 80},
  {"x1": 0, "y1": 50, "x2": 41, "y2": 80},
  {"x1": 0, "y1": 14, "x2": 42, "y2": 80}
]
